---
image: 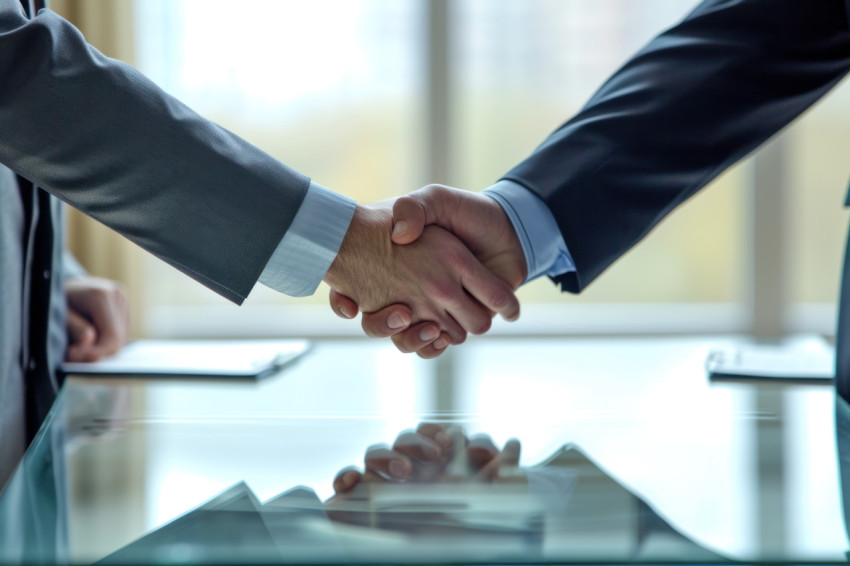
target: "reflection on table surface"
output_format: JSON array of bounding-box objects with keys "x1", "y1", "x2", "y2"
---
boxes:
[{"x1": 0, "y1": 337, "x2": 847, "y2": 564}]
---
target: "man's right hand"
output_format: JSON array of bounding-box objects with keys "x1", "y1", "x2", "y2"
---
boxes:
[
  {"x1": 324, "y1": 202, "x2": 520, "y2": 346},
  {"x1": 329, "y1": 185, "x2": 527, "y2": 358}
]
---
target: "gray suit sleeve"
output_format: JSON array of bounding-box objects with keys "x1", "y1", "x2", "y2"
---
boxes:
[{"x1": 0, "y1": 2, "x2": 311, "y2": 304}]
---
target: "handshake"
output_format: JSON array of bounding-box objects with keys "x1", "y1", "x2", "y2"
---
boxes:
[{"x1": 322, "y1": 184, "x2": 528, "y2": 359}]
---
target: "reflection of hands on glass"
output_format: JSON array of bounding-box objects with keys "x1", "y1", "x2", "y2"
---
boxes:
[
  {"x1": 329, "y1": 185, "x2": 526, "y2": 358},
  {"x1": 329, "y1": 423, "x2": 522, "y2": 498},
  {"x1": 323, "y1": 203, "x2": 520, "y2": 346},
  {"x1": 65, "y1": 276, "x2": 130, "y2": 362}
]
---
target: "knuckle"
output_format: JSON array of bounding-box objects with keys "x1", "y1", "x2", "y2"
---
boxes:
[
  {"x1": 446, "y1": 249, "x2": 471, "y2": 273},
  {"x1": 417, "y1": 348, "x2": 442, "y2": 360},
  {"x1": 394, "y1": 195, "x2": 416, "y2": 209},
  {"x1": 487, "y1": 288, "x2": 512, "y2": 311},
  {"x1": 391, "y1": 334, "x2": 415, "y2": 353},
  {"x1": 427, "y1": 281, "x2": 460, "y2": 307},
  {"x1": 425, "y1": 184, "x2": 449, "y2": 197},
  {"x1": 362, "y1": 320, "x2": 385, "y2": 339},
  {"x1": 469, "y1": 316, "x2": 492, "y2": 336}
]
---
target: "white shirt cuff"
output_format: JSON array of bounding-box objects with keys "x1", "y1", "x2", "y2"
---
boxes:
[
  {"x1": 258, "y1": 182, "x2": 356, "y2": 297},
  {"x1": 483, "y1": 180, "x2": 575, "y2": 283}
]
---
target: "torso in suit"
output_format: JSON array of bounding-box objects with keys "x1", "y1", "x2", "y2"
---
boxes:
[
  {"x1": 0, "y1": 0, "x2": 314, "y2": 488},
  {"x1": 0, "y1": 166, "x2": 31, "y2": 489}
]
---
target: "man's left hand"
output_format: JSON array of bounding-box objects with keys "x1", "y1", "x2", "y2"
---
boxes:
[{"x1": 65, "y1": 277, "x2": 130, "y2": 362}]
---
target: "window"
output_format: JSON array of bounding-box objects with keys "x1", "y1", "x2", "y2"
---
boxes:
[{"x1": 130, "y1": 0, "x2": 845, "y2": 339}]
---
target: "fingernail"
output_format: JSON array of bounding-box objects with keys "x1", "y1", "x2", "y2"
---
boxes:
[
  {"x1": 338, "y1": 305, "x2": 354, "y2": 319},
  {"x1": 419, "y1": 326, "x2": 439, "y2": 342},
  {"x1": 433, "y1": 337, "x2": 449, "y2": 350},
  {"x1": 388, "y1": 312, "x2": 409, "y2": 329},
  {"x1": 392, "y1": 220, "x2": 408, "y2": 239},
  {"x1": 388, "y1": 459, "x2": 411, "y2": 478}
]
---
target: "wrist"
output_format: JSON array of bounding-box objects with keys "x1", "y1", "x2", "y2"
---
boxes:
[{"x1": 323, "y1": 205, "x2": 393, "y2": 310}]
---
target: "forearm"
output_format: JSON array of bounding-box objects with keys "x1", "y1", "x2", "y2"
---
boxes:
[
  {"x1": 505, "y1": 0, "x2": 850, "y2": 292},
  {"x1": 0, "y1": 3, "x2": 310, "y2": 304}
]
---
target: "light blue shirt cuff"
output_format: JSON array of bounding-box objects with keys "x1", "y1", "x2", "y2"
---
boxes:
[
  {"x1": 482, "y1": 180, "x2": 575, "y2": 284},
  {"x1": 259, "y1": 182, "x2": 356, "y2": 297}
]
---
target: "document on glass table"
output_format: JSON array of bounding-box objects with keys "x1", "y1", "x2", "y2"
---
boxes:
[
  {"x1": 60, "y1": 339, "x2": 311, "y2": 379},
  {"x1": 705, "y1": 334, "x2": 834, "y2": 383}
]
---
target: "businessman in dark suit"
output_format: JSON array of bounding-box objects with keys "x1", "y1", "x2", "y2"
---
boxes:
[
  {"x1": 334, "y1": 0, "x2": 850, "y2": 381},
  {"x1": 0, "y1": 0, "x2": 522, "y2": 491}
]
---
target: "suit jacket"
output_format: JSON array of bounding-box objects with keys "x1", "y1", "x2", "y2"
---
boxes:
[
  {"x1": 0, "y1": 0, "x2": 314, "y2": 487},
  {"x1": 502, "y1": 0, "x2": 850, "y2": 294}
]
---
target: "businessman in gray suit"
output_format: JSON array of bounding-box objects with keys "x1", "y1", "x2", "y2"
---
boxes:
[{"x1": 0, "y1": 0, "x2": 521, "y2": 491}]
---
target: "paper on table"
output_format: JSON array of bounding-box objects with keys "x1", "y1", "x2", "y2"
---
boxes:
[
  {"x1": 705, "y1": 334, "x2": 834, "y2": 383},
  {"x1": 60, "y1": 339, "x2": 310, "y2": 379}
]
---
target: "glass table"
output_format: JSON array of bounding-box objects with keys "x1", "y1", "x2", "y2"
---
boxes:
[{"x1": 0, "y1": 336, "x2": 847, "y2": 564}]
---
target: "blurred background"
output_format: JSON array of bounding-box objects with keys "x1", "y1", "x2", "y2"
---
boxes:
[{"x1": 52, "y1": 0, "x2": 850, "y2": 341}]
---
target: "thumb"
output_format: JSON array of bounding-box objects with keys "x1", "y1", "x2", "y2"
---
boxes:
[
  {"x1": 391, "y1": 184, "x2": 459, "y2": 245},
  {"x1": 391, "y1": 195, "x2": 427, "y2": 245}
]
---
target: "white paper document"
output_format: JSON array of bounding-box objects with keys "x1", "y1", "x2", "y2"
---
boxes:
[
  {"x1": 61, "y1": 339, "x2": 311, "y2": 379},
  {"x1": 705, "y1": 334, "x2": 834, "y2": 383}
]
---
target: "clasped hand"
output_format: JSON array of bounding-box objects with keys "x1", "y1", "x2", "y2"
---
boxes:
[
  {"x1": 324, "y1": 185, "x2": 527, "y2": 358},
  {"x1": 65, "y1": 276, "x2": 129, "y2": 362}
]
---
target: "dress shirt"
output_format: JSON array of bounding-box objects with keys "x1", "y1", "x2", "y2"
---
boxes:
[
  {"x1": 483, "y1": 180, "x2": 575, "y2": 283},
  {"x1": 259, "y1": 182, "x2": 356, "y2": 297},
  {"x1": 259, "y1": 179, "x2": 571, "y2": 297}
]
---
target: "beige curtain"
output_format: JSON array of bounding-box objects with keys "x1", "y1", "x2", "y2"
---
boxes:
[{"x1": 50, "y1": 0, "x2": 147, "y2": 337}]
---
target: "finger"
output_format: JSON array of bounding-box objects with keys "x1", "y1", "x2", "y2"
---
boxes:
[
  {"x1": 500, "y1": 438, "x2": 522, "y2": 467},
  {"x1": 416, "y1": 423, "x2": 454, "y2": 452},
  {"x1": 332, "y1": 467, "x2": 363, "y2": 494},
  {"x1": 360, "y1": 305, "x2": 414, "y2": 338},
  {"x1": 413, "y1": 304, "x2": 464, "y2": 345},
  {"x1": 64, "y1": 279, "x2": 130, "y2": 361},
  {"x1": 444, "y1": 292, "x2": 495, "y2": 337},
  {"x1": 418, "y1": 238, "x2": 499, "y2": 337},
  {"x1": 467, "y1": 435, "x2": 499, "y2": 471},
  {"x1": 476, "y1": 438, "x2": 522, "y2": 482},
  {"x1": 364, "y1": 445, "x2": 413, "y2": 480},
  {"x1": 391, "y1": 195, "x2": 428, "y2": 245},
  {"x1": 388, "y1": 322, "x2": 442, "y2": 353},
  {"x1": 414, "y1": 334, "x2": 452, "y2": 359},
  {"x1": 66, "y1": 309, "x2": 96, "y2": 347},
  {"x1": 459, "y1": 257, "x2": 521, "y2": 323},
  {"x1": 328, "y1": 289, "x2": 358, "y2": 320},
  {"x1": 86, "y1": 295, "x2": 126, "y2": 359},
  {"x1": 87, "y1": 317, "x2": 123, "y2": 359},
  {"x1": 439, "y1": 315, "x2": 467, "y2": 345},
  {"x1": 65, "y1": 310, "x2": 98, "y2": 362},
  {"x1": 392, "y1": 431, "x2": 445, "y2": 463}
]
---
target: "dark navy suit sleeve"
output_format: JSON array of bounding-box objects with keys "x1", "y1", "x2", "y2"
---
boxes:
[
  {"x1": 503, "y1": 0, "x2": 850, "y2": 293},
  {"x1": 0, "y1": 1, "x2": 310, "y2": 304}
]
